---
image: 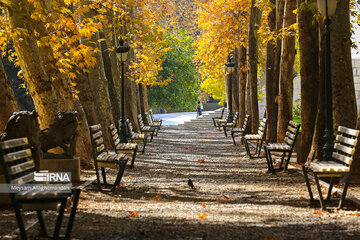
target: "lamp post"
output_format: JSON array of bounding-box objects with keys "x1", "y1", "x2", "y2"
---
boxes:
[
  {"x1": 225, "y1": 55, "x2": 235, "y2": 122},
  {"x1": 318, "y1": 0, "x2": 337, "y2": 161},
  {"x1": 116, "y1": 39, "x2": 130, "y2": 143}
]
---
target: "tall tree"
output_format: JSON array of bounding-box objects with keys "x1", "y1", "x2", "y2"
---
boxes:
[
  {"x1": 237, "y1": 46, "x2": 247, "y2": 125},
  {"x1": 232, "y1": 49, "x2": 240, "y2": 120},
  {"x1": 277, "y1": 0, "x2": 296, "y2": 142},
  {"x1": 0, "y1": 60, "x2": 18, "y2": 131},
  {"x1": 265, "y1": 0, "x2": 277, "y2": 142},
  {"x1": 248, "y1": 0, "x2": 261, "y2": 133},
  {"x1": 298, "y1": 0, "x2": 319, "y2": 163},
  {"x1": 331, "y1": 0, "x2": 357, "y2": 128}
]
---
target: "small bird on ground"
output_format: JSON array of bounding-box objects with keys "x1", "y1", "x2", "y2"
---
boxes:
[{"x1": 188, "y1": 179, "x2": 195, "y2": 188}]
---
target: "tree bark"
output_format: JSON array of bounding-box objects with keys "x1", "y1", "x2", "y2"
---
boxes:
[
  {"x1": 272, "y1": 0, "x2": 285, "y2": 140},
  {"x1": 7, "y1": 0, "x2": 59, "y2": 129},
  {"x1": 0, "y1": 60, "x2": 19, "y2": 131},
  {"x1": 298, "y1": 0, "x2": 319, "y2": 164},
  {"x1": 233, "y1": 49, "x2": 240, "y2": 120},
  {"x1": 266, "y1": 0, "x2": 277, "y2": 142},
  {"x1": 238, "y1": 46, "x2": 247, "y2": 126},
  {"x1": 307, "y1": 21, "x2": 325, "y2": 163},
  {"x1": 331, "y1": 0, "x2": 357, "y2": 129},
  {"x1": 248, "y1": 0, "x2": 261, "y2": 133},
  {"x1": 139, "y1": 83, "x2": 149, "y2": 125},
  {"x1": 277, "y1": 0, "x2": 296, "y2": 142}
]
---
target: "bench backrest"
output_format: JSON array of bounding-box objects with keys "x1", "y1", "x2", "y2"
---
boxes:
[
  {"x1": 89, "y1": 124, "x2": 105, "y2": 157},
  {"x1": 231, "y1": 112, "x2": 239, "y2": 125},
  {"x1": 145, "y1": 112, "x2": 151, "y2": 124},
  {"x1": 149, "y1": 109, "x2": 155, "y2": 122},
  {"x1": 109, "y1": 124, "x2": 121, "y2": 149},
  {"x1": 137, "y1": 114, "x2": 146, "y2": 129},
  {"x1": 332, "y1": 126, "x2": 360, "y2": 166},
  {"x1": 258, "y1": 118, "x2": 267, "y2": 137},
  {"x1": 284, "y1": 120, "x2": 301, "y2": 150},
  {"x1": 243, "y1": 115, "x2": 250, "y2": 129},
  {"x1": 219, "y1": 107, "x2": 225, "y2": 119},
  {"x1": 0, "y1": 138, "x2": 35, "y2": 186},
  {"x1": 125, "y1": 119, "x2": 135, "y2": 137}
]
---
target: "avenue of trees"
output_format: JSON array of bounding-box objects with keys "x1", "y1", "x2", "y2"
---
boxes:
[{"x1": 1, "y1": 0, "x2": 360, "y2": 182}]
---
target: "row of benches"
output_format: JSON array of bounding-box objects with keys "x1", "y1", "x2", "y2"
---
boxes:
[
  {"x1": 0, "y1": 110, "x2": 163, "y2": 239},
  {"x1": 213, "y1": 108, "x2": 360, "y2": 210}
]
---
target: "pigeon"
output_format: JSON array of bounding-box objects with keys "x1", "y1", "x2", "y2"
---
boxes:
[{"x1": 188, "y1": 179, "x2": 194, "y2": 188}]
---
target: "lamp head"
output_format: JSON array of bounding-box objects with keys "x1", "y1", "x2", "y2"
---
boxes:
[
  {"x1": 116, "y1": 39, "x2": 130, "y2": 62},
  {"x1": 225, "y1": 55, "x2": 235, "y2": 74},
  {"x1": 317, "y1": 0, "x2": 337, "y2": 17}
]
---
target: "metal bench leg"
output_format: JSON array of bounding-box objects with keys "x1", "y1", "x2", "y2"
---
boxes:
[
  {"x1": 223, "y1": 126, "x2": 228, "y2": 137},
  {"x1": 14, "y1": 203, "x2": 27, "y2": 240},
  {"x1": 53, "y1": 199, "x2": 66, "y2": 239},
  {"x1": 101, "y1": 167, "x2": 107, "y2": 185},
  {"x1": 314, "y1": 174, "x2": 325, "y2": 210},
  {"x1": 302, "y1": 166, "x2": 314, "y2": 202},
  {"x1": 37, "y1": 210, "x2": 48, "y2": 237},
  {"x1": 66, "y1": 188, "x2": 81, "y2": 238},
  {"x1": 339, "y1": 174, "x2": 351, "y2": 209},
  {"x1": 326, "y1": 177, "x2": 334, "y2": 201},
  {"x1": 243, "y1": 138, "x2": 251, "y2": 158},
  {"x1": 283, "y1": 151, "x2": 292, "y2": 170},
  {"x1": 113, "y1": 162, "x2": 127, "y2": 190},
  {"x1": 130, "y1": 148, "x2": 137, "y2": 168},
  {"x1": 257, "y1": 140, "x2": 264, "y2": 157},
  {"x1": 264, "y1": 146, "x2": 272, "y2": 172},
  {"x1": 149, "y1": 132, "x2": 154, "y2": 142},
  {"x1": 231, "y1": 131, "x2": 236, "y2": 146},
  {"x1": 142, "y1": 136, "x2": 148, "y2": 154},
  {"x1": 94, "y1": 162, "x2": 101, "y2": 189}
]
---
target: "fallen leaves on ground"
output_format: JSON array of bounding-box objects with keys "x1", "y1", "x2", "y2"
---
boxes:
[
  {"x1": 313, "y1": 210, "x2": 322, "y2": 215},
  {"x1": 152, "y1": 194, "x2": 161, "y2": 200},
  {"x1": 222, "y1": 194, "x2": 230, "y2": 199},
  {"x1": 176, "y1": 173, "x2": 182, "y2": 176},
  {"x1": 202, "y1": 202, "x2": 206, "y2": 207},
  {"x1": 233, "y1": 168, "x2": 239, "y2": 171},
  {"x1": 356, "y1": 212, "x2": 360, "y2": 216},
  {"x1": 207, "y1": 135, "x2": 211, "y2": 138},
  {"x1": 299, "y1": 197, "x2": 306, "y2": 201},
  {"x1": 198, "y1": 213, "x2": 207, "y2": 219},
  {"x1": 128, "y1": 211, "x2": 139, "y2": 216},
  {"x1": 198, "y1": 159, "x2": 205, "y2": 163},
  {"x1": 127, "y1": 175, "x2": 133, "y2": 178}
]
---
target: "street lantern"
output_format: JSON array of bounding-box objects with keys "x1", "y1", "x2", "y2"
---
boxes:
[
  {"x1": 317, "y1": 0, "x2": 337, "y2": 17},
  {"x1": 317, "y1": 0, "x2": 338, "y2": 162},
  {"x1": 225, "y1": 55, "x2": 235, "y2": 122},
  {"x1": 116, "y1": 39, "x2": 130, "y2": 143}
]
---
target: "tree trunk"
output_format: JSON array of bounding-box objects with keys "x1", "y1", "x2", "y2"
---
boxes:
[
  {"x1": 238, "y1": 46, "x2": 247, "y2": 125},
  {"x1": 298, "y1": 0, "x2": 319, "y2": 164},
  {"x1": 33, "y1": 1, "x2": 93, "y2": 167},
  {"x1": 265, "y1": 0, "x2": 277, "y2": 142},
  {"x1": 272, "y1": 0, "x2": 285, "y2": 140},
  {"x1": 7, "y1": 0, "x2": 59, "y2": 129},
  {"x1": 139, "y1": 83, "x2": 149, "y2": 125},
  {"x1": 331, "y1": 0, "x2": 357, "y2": 129},
  {"x1": 277, "y1": 0, "x2": 296, "y2": 142},
  {"x1": 248, "y1": 0, "x2": 261, "y2": 133},
  {"x1": 0, "y1": 60, "x2": 19, "y2": 131},
  {"x1": 307, "y1": 21, "x2": 325, "y2": 163},
  {"x1": 246, "y1": 76, "x2": 252, "y2": 133},
  {"x1": 233, "y1": 49, "x2": 240, "y2": 119}
]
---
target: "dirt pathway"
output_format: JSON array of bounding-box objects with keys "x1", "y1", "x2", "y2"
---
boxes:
[{"x1": 1, "y1": 124, "x2": 360, "y2": 239}]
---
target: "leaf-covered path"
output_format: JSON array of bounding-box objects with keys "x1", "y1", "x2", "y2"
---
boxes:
[{"x1": 2, "y1": 124, "x2": 360, "y2": 239}]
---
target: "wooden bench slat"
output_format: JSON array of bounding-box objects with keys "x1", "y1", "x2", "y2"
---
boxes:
[
  {"x1": 332, "y1": 152, "x2": 353, "y2": 165},
  {"x1": 310, "y1": 161, "x2": 350, "y2": 173},
  {"x1": 0, "y1": 138, "x2": 28, "y2": 150},
  {"x1": 89, "y1": 124, "x2": 101, "y2": 132},
  {"x1": 94, "y1": 137, "x2": 104, "y2": 146},
  {"x1": 334, "y1": 143, "x2": 355, "y2": 156},
  {"x1": 3, "y1": 149, "x2": 32, "y2": 163},
  {"x1": 338, "y1": 126, "x2": 360, "y2": 137},
  {"x1": 109, "y1": 124, "x2": 116, "y2": 130},
  {"x1": 92, "y1": 131, "x2": 102, "y2": 139},
  {"x1": 96, "y1": 144, "x2": 105, "y2": 153},
  {"x1": 336, "y1": 135, "x2": 358, "y2": 147},
  {"x1": 9, "y1": 160, "x2": 35, "y2": 175},
  {"x1": 11, "y1": 172, "x2": 34, "y2": 185}
]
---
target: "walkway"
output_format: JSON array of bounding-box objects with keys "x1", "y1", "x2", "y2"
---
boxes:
[{"x1": 2, "y1": 122, "x2": 360, "y2": 239}]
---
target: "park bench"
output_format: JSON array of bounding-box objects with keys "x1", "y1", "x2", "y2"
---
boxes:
[
  {"x1": 137, "y1": 114, "x2": 158, "y2": 137},
  {"x1": 109, "y1": 124, "x2": 138, "y2": 168},
  {"x1": 215, "y1": 112, "x2": 230, "y2": 129},
  {"x1": 149, "y1": 109, "x2": 163, "y2": 127},
  {"x1": 89, "y1": 124, "x2": 130, "y2": 190},
  {"x1": 220, "y1": 112, "x2": 239, "y2": 136},
  {"x1": 241, "y1": 118, "x2": 268, "y2": 158},
  {"x1": 302, "y1": 126, "x2": 360, "y2": 210},
  {"x1": 264, "y1": 120, "x2": 300, "y2": 173},
  {"x1": 212, "y1": 107, "x2": 225, "y2": 127},
  {"x1": 145, "y1": 112, "x2": 162, "y2": 130},
  {"x1": 0, "y1": 137, "x2": 81, "y2": 240},
  {"x1": 231, "y1": 115, "x2": 250, "y2": 145},
  {"x1": 125, "y1": 119, "x2": 150, "y2": 153}
]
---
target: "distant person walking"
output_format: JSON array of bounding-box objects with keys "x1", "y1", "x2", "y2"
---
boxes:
[{"x1": 197, "y1": 100, "x2": 202, "y2": 116}]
